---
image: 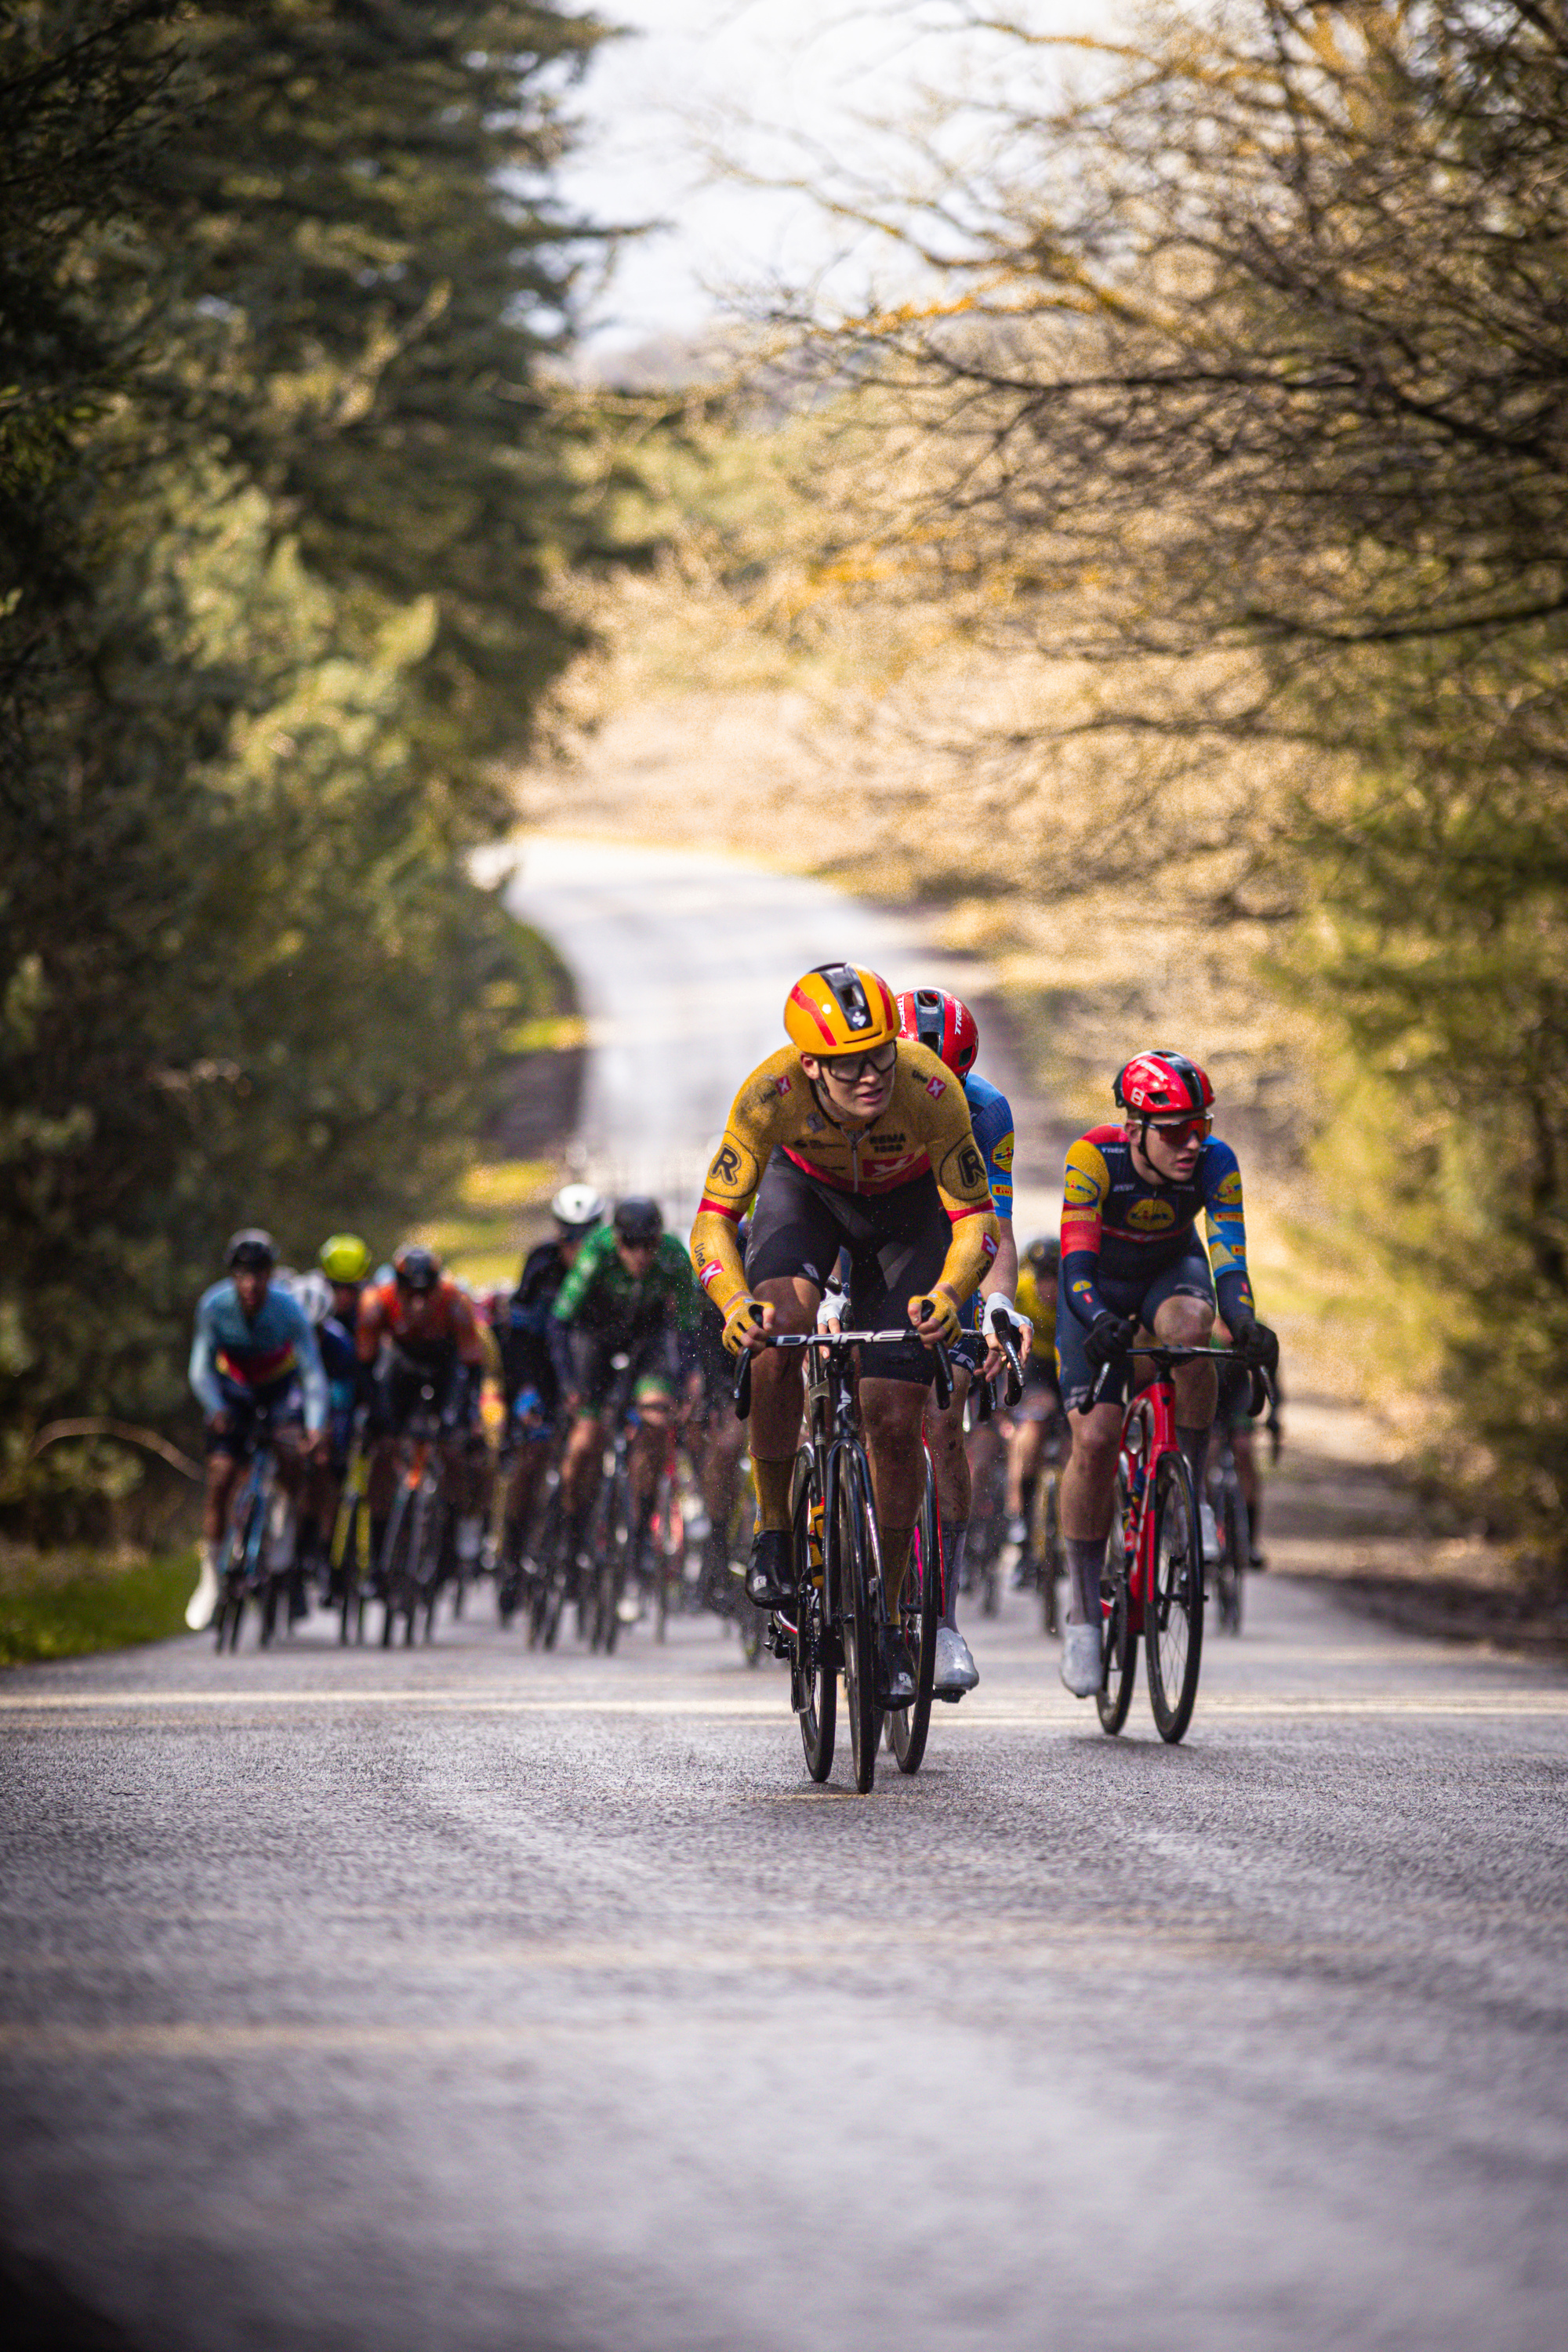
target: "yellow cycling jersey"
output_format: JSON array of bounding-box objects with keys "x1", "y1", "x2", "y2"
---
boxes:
[
  {"x1": 689, "y1": 1038, "x2": 1000, "y2": 1319},
  {"x1": 1015, "y1": 1266, "x2": 1054, "y2": 1352}
]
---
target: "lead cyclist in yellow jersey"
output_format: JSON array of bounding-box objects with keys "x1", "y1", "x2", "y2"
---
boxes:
[{"x1": 691, "y1": 962, "x2": 1000, "y2": 1708}]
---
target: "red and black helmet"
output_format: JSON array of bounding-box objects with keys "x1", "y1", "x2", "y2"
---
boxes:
[
  {"x1": 896, "y1": 987, "x2": 979, "y2": 1080},
  {"x1": 1113, "y1": 1050, "x2": 1214, "y2": 1120}
]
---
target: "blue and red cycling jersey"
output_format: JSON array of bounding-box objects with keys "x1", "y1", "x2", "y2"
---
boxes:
[
  {"x1": 959, "y1": 1070, "x2": 1014, "y2": 1329},
  {"x1": 1058, "y1": 1126, "x2": 1254, "y2": 1330},
  {"x1": 189, "y1": 1279, "x2": 328, "y2": 1431}
]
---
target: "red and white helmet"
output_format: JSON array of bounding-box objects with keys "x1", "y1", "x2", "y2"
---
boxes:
[
  {"x1": 1113, "y1": 1050, "x2": 1214, "y2": 1120},
  {"x1": 896, "y1": 987, "x2": 979, "y2": 1080}
]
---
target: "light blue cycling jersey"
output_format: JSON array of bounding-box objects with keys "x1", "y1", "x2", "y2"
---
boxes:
[
  {"x1": 189, "y1": 1279, "x2": 328, "y2": 1431},
  {"x1": 960, "y1": 1070, "x2": 1014, "y2": 1330}
]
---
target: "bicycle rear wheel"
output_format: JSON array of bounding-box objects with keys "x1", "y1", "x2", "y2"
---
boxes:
[
  {"x1": 834, "y1": 1450, "x2": 881, "y2": 1794},
  {"x1": 888, "y1": 1457, "x2": 940, "y2": 1774},
  {"x1": 590, "y1": 1466, "x2": 631, "y2": 1653},
  {"x1": 379, "y1": 1494, "x2": 416, "y2": 1647},
  {"x1": 1145, "y1": 1454, "x2": 1205, "y2": 1741},
  {"x1": 1215, "y1": 1473, "x2": 1247, "y2": 1635},
  {"x1": 792, "y1": 1454, "x2": 836, "y2": 1782}
]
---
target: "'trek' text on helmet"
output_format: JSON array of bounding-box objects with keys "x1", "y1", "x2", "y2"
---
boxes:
[{"x1": 896, "y1": 987, "x2": 979, "y2": 1080}]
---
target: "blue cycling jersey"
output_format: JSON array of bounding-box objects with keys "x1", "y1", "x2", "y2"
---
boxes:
[
  {"x1": 960, "y1": 1070, "x2": 1015, "y2": 1330},
  {"x1": 189, "y1": 1279, "x2": 328, "y2": 1431}
]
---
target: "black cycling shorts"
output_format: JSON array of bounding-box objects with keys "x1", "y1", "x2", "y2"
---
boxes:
[
  {"x1": 567, "y1": 1327, "x2": 677, "y2": 1417},
  {"x1": 746, "y1": 1151, "x2": 952, "y2": 1387}
]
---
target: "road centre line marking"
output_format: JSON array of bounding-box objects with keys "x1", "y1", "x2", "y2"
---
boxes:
[{"x1": 1, "y1": 1690, "x2": 1563, "y2": 1722}]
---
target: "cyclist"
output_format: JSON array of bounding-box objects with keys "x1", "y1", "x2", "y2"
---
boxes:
[
  {"x1": 492, "y1": 1184, "x2": 606, "y2": 1577},
  {"x1": 1006, "y1": 1237, "x2": 1065, "y2": 1585},
  {"x1": 298, "y1": 1235, "x2": 372, "y2": 1603},
  {"x1": 550, "y1": 1196, "x2": 701, "y2": 1593},
  {"x1": 1055, "y1": 1051, "x2": 1279, "y2": 1697},
  {"x1": 690, "y1": 962, "x2": 1000, "y2": 1710},
  {"x1": 186, "y1": 1229, "x2": 329, "y2": 1631},
  {"x1": 895, "y1": 987, "x2": 1031, "y2": 1697},
  {"x1": 356, "y1": 1243, "x2": 487, "y2": 1572}
]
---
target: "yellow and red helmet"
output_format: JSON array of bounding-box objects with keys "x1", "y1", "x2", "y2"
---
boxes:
[{"x1": 784, "y1": 963, "x2": 900, "y2": 1057}]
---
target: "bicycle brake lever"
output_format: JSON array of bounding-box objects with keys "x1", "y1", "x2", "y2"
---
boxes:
[
  {"x1": 733, "y1": 1349, "x2": 753, "y2": 1421},
  {"x1": 931, "y1": 1341, "x2": 953, "y2": 1413}
]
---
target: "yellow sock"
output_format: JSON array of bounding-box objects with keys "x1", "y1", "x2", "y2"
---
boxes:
[{"x1": 753, "y1": 1455, "x2": 795, "y2": 1533}]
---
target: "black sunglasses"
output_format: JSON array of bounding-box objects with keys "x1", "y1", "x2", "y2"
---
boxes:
[{"x1": 819, "y1": 1040, "x2": 898, "y2": 1083}]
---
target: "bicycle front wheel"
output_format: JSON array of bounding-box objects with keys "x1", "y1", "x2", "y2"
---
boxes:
[
  {"x1": 888, "y1": 1457, "x2": 939, "y2": 1774},
  {"x1": 792, "y1": 1454, "x2": 835, "y2": 1781},
  {"x1": 1145, "y1": 1454, "x2": 1204, "y2": 1742},
  {"x1": 833, "y1": 1450, "x2": 881, "y2": 1795}
]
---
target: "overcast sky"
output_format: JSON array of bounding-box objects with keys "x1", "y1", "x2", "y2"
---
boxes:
[{"x1": 554, "y1": 1, "x2": 1098, "y2": 357}]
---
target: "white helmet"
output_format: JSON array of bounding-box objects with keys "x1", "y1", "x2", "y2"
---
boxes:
[
  {"x1": 550, "y1": 1183, "x2": 606, "y2": 1233},
  {"x1": 289, "y1": 1269, "x2": 334, "y2": 1327}
]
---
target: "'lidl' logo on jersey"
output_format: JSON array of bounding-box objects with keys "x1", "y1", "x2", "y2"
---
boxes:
[
  {"x1": 1215, "y1": 1170, "x2": 1242, "y2": 1206},
  {"x1": 1127, "y1": 1197, "x2": 1176, "y2": 1231},
  {"x1": 993, "y1": 1135, "x2": 1014, "y2": 1171},
  {"x1": 1064, "y1": 1170, "x2": 1101, "y2": 1207}
]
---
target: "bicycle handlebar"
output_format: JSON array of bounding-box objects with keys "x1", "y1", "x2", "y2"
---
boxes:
[
  {"x1": 1086, "y1": 1343, "x2": 1274, "y2": 1414},
  {"x1": 732, "y1": 1327, "x2": 953, "y2": 1421}
]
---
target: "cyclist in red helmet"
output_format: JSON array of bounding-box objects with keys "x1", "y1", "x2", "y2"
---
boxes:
[
  {"x1": 895, "y1": 988, "x2": 1031, "y2": 1696},
  {"x1": 1054, "y1": 1051, "x2": 1279, "y2": 1697}
]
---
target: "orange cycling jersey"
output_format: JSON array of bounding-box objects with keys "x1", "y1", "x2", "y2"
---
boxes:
[
  {"x1": 690, "y1": 1038, "x2": 1000, "y2": 1319},
  {"x1": 357, "y1": 1278, "x2": 485, "y2": 1369}
]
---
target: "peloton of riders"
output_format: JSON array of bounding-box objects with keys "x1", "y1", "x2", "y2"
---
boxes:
[{"x1": 186, "y1": 970, "x2": 1279, "y2": 1696}]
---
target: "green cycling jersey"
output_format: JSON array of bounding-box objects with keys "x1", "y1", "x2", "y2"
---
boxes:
[{"x1": 551, "y1": 1225, "x2": 700, "y2": 1342}]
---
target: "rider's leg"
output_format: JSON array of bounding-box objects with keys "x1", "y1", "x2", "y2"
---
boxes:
[
  {"x1": 1059, "y1": 1401, "x2": 1123, "y2": 1624},
  {"x1": 502, "y1": 1433, "x2": 549, "y2": 1556},
  {"x1": 858, "y1": 1377, "x2": 930, "y2": 1617},
  {"x1": 924, "y1": 1363, "x2": 971, "y2": 1613},
  {"x1": 628, "y1": 1396, "x2": 672, "y2": 1519},
  {"x1": 203, "y1": 1453, "x2": 239, "y2": 1545},
  {"x1": 1152, "y1": 1290, "x2": 1217, "y2": 1500},
  {"x1": 560, "y1": 1410, "x2": 603, "y2": 1521}
]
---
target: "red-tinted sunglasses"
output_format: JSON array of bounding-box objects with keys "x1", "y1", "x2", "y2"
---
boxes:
[{"x1": 1148, "y1": 1113, "x2": 1212, "y2": 1147}]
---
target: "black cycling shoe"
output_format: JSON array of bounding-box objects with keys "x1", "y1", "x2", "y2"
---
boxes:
[
  {"x1": 746, "y1": 1528, "x2": 794, "y2": 1609},
  {"x1": 879, "y1": 1623, "x2": 917, "y2": 1710}
]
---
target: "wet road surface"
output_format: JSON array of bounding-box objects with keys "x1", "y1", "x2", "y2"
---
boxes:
[{"x1": 2, "y1": 1571, "x2": 1565, "y2": 2351}]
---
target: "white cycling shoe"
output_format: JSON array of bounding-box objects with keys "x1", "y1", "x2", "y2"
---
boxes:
[
  {"x1": 933, "y1": 1624, "x2": 979, "y2": 1697},
  {"x1": 184, "y1": 1551, "x2": 220, "y2": 1632},
  {"x1": 1199, "y1": 1501, "x2": 1221, "y2": 1560},
  {"x1": 1059, "y1": 1620, "x2": 1102, "y2": 1698}
]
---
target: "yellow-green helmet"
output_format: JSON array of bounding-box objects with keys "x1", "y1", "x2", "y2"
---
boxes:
[{"x1": 319, "y1": 1232, "x2": 372, "y2": 1284}]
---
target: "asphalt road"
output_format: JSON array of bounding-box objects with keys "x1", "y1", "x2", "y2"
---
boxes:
[
  {"x1": 4, "y1": 841, "x2": 1566, "y2": 2349},
  {"x1": 2, "y1": 1581, "x2": 1566, "y2": 2352}
]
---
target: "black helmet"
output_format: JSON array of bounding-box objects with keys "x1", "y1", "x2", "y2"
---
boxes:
[
  {"x1": 392, "y1": 1241, "x2": 441, "y2": 1293},
  {"x1": 227, "y1": 1228, "x2": 277, "y2": 1272},
  {"x1": 1024, "y1": 1236, "x2": 1060, "y2": 1276},
  {"x1": 613, "y1": 1196, "x2": 662, "y2": 1246}
]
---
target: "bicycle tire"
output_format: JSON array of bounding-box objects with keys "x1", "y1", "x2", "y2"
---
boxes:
[
  {"x1": 888, "y1": 1457, "x2": 940, "y2": 1774},
  {"x1": 1095, "y1": 1562, "x2": 1135, "y2": 1735},
  {"x1": 835, "y1": 1449, "x2": 881, "y2": 1795},
  {"x1": 792, "y1": 1454, "x2": 835, "y2": 1781},
  {"x1": 1145, "y1": 1454, "x2": 1205, "y2": 1741},
  {"x1": 1040, "y1": 1470, "x2": 1062, "y2": 1637},
  {"x1": 590, "y1": 1465, "x2": 630, "y2": 1653},
  {"x1": 379, "y1": 1491, "x2": 417, "y2": 1649},
  {"x1": 1216, "y1": 1473, "x2": 1247, "y2": 1635}
]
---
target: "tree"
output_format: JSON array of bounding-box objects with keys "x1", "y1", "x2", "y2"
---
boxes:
[{"x1": 753, "y1": 1, "x2": 1568, "y2": 1562}]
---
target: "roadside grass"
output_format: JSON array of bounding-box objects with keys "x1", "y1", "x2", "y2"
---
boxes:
[{"x1": 0, "y1": 1546, "x2": 195, "y2": 1666}]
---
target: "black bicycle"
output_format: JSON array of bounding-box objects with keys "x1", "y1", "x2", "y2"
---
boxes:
[
  {"x1": 212, "y1": 1403, "x2": 292, "y2": 1652},
  {"x1": 377, "y1": 1379, "x2": 455, "y2": 1647},
  {"x1": 737, "y1": 1326, "x2": 953, "y2": 1794}
]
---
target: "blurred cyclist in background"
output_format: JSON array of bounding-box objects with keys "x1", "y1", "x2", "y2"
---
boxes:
[
  {"x1": 1006, "y1": 1236, "x2": 1065, "y2": 1596},
  {"x1": 186, "y1": 1229, "x2": 328, "y2": 1630},
  {"x1": 357, "y1": 1242, "x2": 487, "y2": 1570},
  {"x1": 492, "y1": 1184, "x2": 606, "y2": 1581}
]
